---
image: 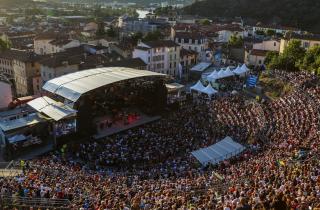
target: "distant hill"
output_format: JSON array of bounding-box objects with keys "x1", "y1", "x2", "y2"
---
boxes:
[
  {"x1": 183, "y1": 0, "x2": 320, "y2": 33},
  {"x1": 0, "y1": 0, "x2": 34, "y2": 8}
]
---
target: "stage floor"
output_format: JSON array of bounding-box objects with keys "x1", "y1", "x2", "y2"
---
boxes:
[{"x1": 93, "y1": 114, "x2": 161, "y2": 139}]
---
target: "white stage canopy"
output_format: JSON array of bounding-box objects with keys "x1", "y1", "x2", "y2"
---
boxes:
[
  {"x1": 190, "y1": 80, "x2": 206, "y2": 92},
  {"x1": 192, "y1": 136, "x2": 245, "y2": 166},
  {"x1": 43, "y1": 67, "x2": 166, "y2": 102},
  {"x1": 28, "y1": 96, "x2": 77, "y2": 121}
]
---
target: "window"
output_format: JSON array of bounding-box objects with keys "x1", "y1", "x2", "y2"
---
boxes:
[
  {"x1": 274, "y1": 42, "x2": 277, "y2": 46},
  {"x1": 304, "y1": 42, "x2": 310, "y2": 48}
]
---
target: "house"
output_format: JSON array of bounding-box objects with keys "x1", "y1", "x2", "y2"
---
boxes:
[
  {"x1": 6, "y1": 31, "x2": 36, "y2": 51},
  {"x1": 39, "y1": 45, "x2": 124, "y2": 87},
  {"x1": 118, "y1": 16, "x2": 158, "y2": 36},
  {"x1": 215, "y1": 25, "x2": 244, "y2": 43},
  {"x1": 280, "y1": 32, "x2": 320, "y2": 53},
  {"x1": 0, "y1": 50, "x2": 43, "y2": 96},
  {"x1": 245, "y1": 39, "x2": 280, "y2": 66},
  {"x1": 245, "y1": 49, "x2": 269, "y2": 66},
  {"x1": 0, "y1": 53, "x2": 14, "y2": 80},
  {"x1": 173, "y1": 32, "x2": 208, "y2": 60},
  {"x1": 110, "y1": 43, "x2": 134, "y2": 58},
  {"x1": 133, "y1": 40, "x2": 180, "y2": 77},
  {"x1": 0, "y1": 75, "x2": 13, "y2": 110},
  {"x1": 180, "y1": 48, "x2": 198, "y2": 78},
  {"x1": 252, "y1": 23, "x2": 301, "y2": 36},
  {"x1": 83, "y1": 22, "x2": 98, "y2": 32},
  {"x1": 34, "y1": 32, "x2": 80, "y2": 55}
]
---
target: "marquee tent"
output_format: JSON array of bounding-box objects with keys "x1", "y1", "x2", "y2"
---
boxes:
[
  {"x1": 190, "y1": 80, "x2": 206, "y2": 92},
  {"x1": 224, "y1": 67, "x2": 234, "y2": 77},
  {"x1": 201, "y1": 84, "x2": 218, "y2": 96},
  {"x1": 192, "y1": 136, "x2": 245, "y2": 166},
  {"x1": 207, "y1": 70, "x2": 219, "y2": 81},
  {"x1": 234, "y1": 64, "x2": 249, "y2": 75}
]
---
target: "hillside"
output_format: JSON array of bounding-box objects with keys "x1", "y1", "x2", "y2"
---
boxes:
[{"x1": 183, "y1": 0, "x2": 320, "y2": 33}]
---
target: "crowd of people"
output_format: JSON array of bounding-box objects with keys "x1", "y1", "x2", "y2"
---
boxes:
[{"x1": 1, "y1": 71, "x2": 320, "y2": 210}]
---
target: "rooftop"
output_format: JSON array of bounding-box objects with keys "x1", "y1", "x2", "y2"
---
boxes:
[
  {"x1": 143, "y1": 40, "x2": 180, "y2": 48},
  {"x1": 43, "y1": 67, "x2": 166, "y2": 102},
  {"x1": 250, "y1": 49, "x2": 269, "y2": 56},
  {"x1": 0, "y1": 113, "x2": 47, "y2": 132},
  {"x1": 0, "y1": 49, "x2": 42, "y2": 62}
]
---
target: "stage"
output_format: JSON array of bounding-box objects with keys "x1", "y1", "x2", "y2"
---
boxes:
[{"x1": 93, "y1": 114, "x2": 161, "y2": 139}]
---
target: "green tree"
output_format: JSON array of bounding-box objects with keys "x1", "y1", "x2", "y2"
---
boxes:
[
  {"x1": 228, "y1": 35, "x2": 243, "y2": 48},
  {"x1": 265, "y1": 51, "x2": 279, "y2": 67},
  {"x1": 96, "y1": 21, "x2": 106, "y2": 37},
  {"x1": 106, "y1": 27, "x2": 117, "y2": 38},
  {"x1": 131, "y1": 32, "x2": 143, "y2": 44},
  {"x1": 0, "y1": 39, "x2": 11, "y2": 52},
  {"x1": 299, "y1": 45, "x2": 320, "y2": 74},
  {"x1": 266, "y1": 29, "x2": 276, "y2": 37},
  {"x1": 143, "y1": 30, "x2": 163, "y2": 42},
  {"x1": 200, "y1": 19, "x2": 210, "y2": 25},
  {"x1": 266, "y1": 39, "x2": 305, "y2": 71},
  {"x1": 255, "y1": 30, "x2": 266, "y2": 36},
  {"x1": 282, "y1": 39, "x2": 305, "y2": 71}
]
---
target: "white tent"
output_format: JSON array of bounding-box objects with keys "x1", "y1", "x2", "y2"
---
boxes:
[
  {"x1": 207, "y1": 70, "x2": 219, "y2": 81},
  {"x1": 234, "y1": 64, "x2": 249, "y2": 75},
  {"x1": 233, "y1": 65, "x2": 241, "y2": 74},
  {"x1": 241, "y1": 64, "x2": 249, "y2": 72},
  {"x1": 192, "y1": 136, "x2": 245, "y2": 166},
  {"x1": 201, "y1": 84, "x2": 218, "y2": 96},
  {"x1": 224, "y1": 67, "x2": 234, "y2": 77},
  {"x1": 190, "y1": 80, "x2": 206, "y2": 92},
  {"x1": 217, "y1": 69, "x2": 226, "y2": 79}
]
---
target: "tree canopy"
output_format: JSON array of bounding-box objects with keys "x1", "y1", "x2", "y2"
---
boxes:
[
  {"x1": 263, "y1": 40, "x2": 320, "y2": 74},
  {"x1": 0, "y1": 39, "x2": 11, "y2": 52},
  {"x1": 228, "y1": 35, "x2": 243, "y2": 48}
]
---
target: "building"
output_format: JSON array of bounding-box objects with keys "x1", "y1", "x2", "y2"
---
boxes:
[
  {"x1": 118, "y1": 16, "x2": 158, "y2": 36},
  {"x1": 245, "y1": 39, "x2": 280, "y2": 66},
  {"x1": 252, "y1": 24, "x2": 301, "y2": 36},
  {"x1": 0, "y1": 75, "x2": 13, "y2": 110},
  {"x1": 0, "y1": 53, "x2": 14, "y2": 80},
  {"x1": 5, "y1": 31, "x2": 36, "y2": 51},
  {"x1": 180, "y1": 48, "x2": 198, "y2": 78},
  {"x1": 39, "y1": 45, "x2": 125, "y2": 87},
  {"x1": 280, "y1": 33, "x2": 320, "y2": 53},
  {"x1": 173, "y1": 32, "x2": 208, "y2": 59},
  {"x1": 34, "y1": 32, "x2": 80, "y2": 55},
  {"x1": 0, "y1": 50, "x2": 43, "y2": 96},
  {"x1": 215, "y1": 25, "x2": 244, "y2": 43},
  {"x1": 133, "y1": 40, "x2": 180, "y2": 76}
]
